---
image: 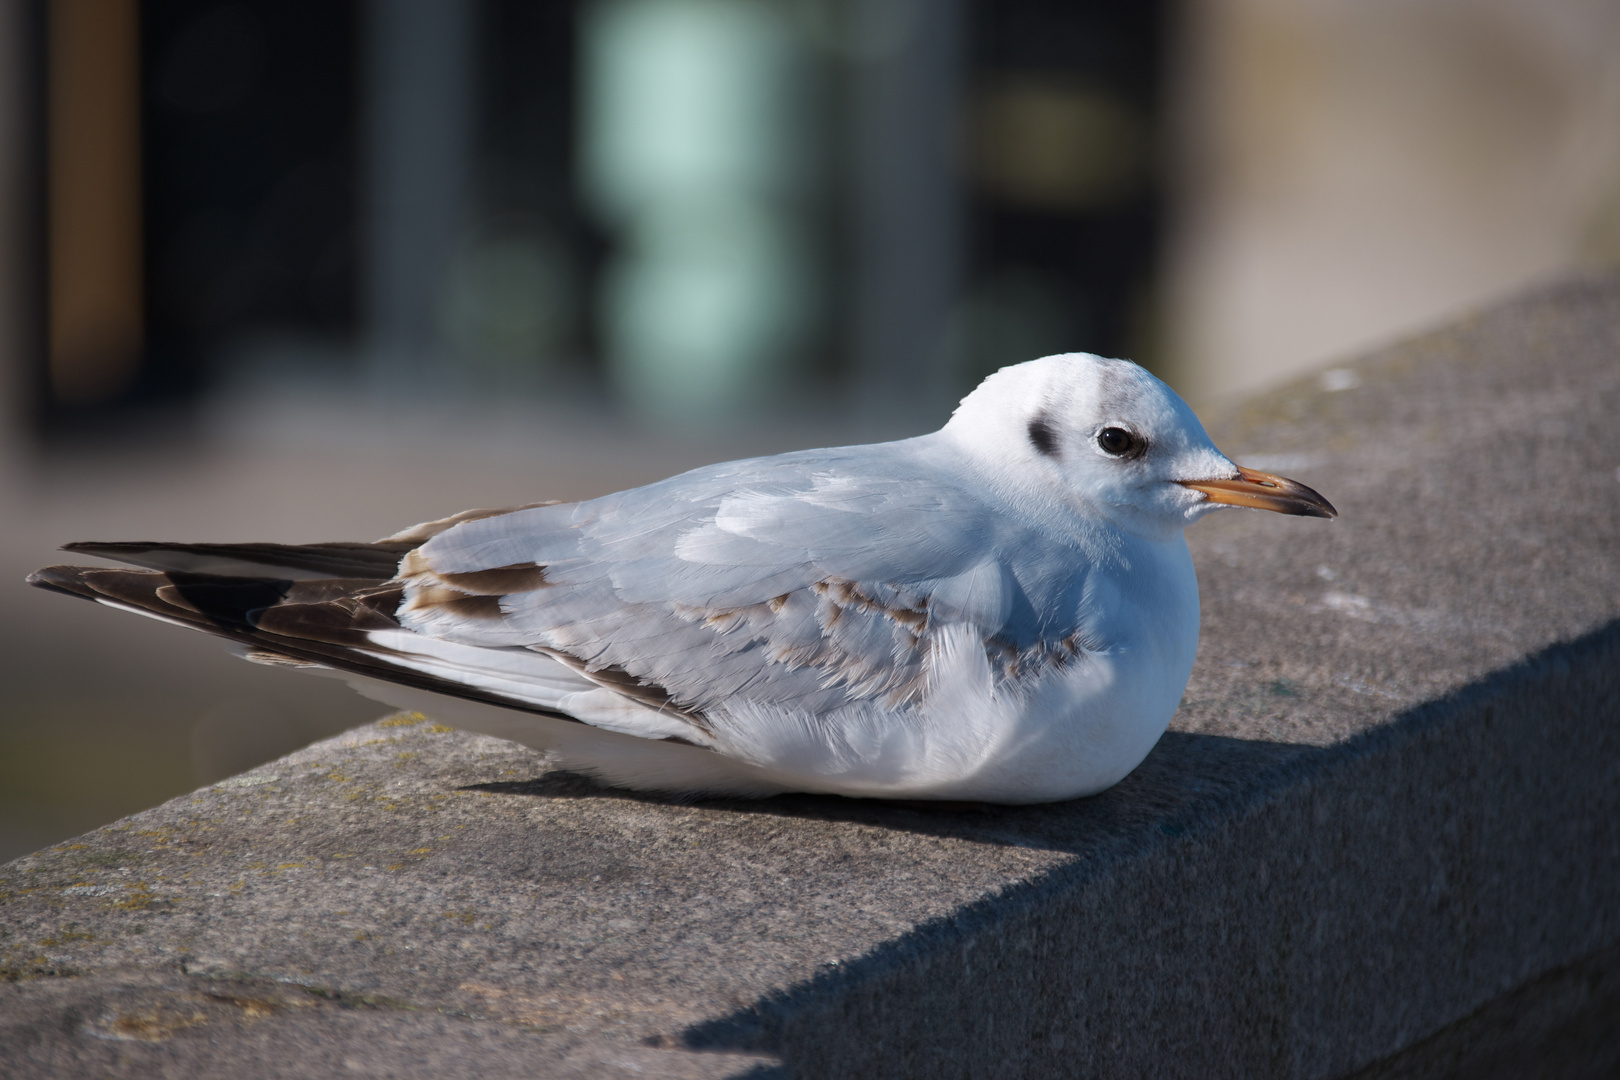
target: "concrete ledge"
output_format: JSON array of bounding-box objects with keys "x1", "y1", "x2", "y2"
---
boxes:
[
  {"x1": 5, "y1": 274, "x2": 1620, "y2": 1077},
  {"x1": 0, "y1": 968, "x2": 781, "y2": 1079}
]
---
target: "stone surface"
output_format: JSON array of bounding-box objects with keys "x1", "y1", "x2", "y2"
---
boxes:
[
  {"x1": 4, "y1": 274, "x2": 1620, "y2": 1077},
  {"x1": 0, "y1": 968, "x2": 780, "y2": 1079}
]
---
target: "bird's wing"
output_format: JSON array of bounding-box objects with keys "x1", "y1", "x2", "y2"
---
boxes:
[
  {"x1": 32, "y1": 455, "x2": 1113, "y2": 748},
  {"x1": 400, "y1": 441, "x2": 1106, "y2": 724},
  {"x1": 59, "y1": 540, "x2": 413, "y2": 580},
  {"x1": 52, "y1": 501, "x2": 561, "y2": 579},
  {"x1": 29, "y1": 503, "x2": 601, "y2": 724}
]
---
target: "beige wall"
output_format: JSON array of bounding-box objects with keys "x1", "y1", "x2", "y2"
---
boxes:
[{"x1": 1165, "y1": 0, "x2": 1620, "y2": 403}]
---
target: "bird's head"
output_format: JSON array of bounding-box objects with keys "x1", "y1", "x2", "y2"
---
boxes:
[{"x1": 942, "y1": 353, "x2": 1336, "y2": 538}]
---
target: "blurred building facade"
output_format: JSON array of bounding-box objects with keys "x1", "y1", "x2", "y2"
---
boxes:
[
  {"x1": 22, "y1": 0, "x2": 1167, "y2": 433},
  {"x1": 8, "y1": 0, "x2": 1619, "y2": 435}
]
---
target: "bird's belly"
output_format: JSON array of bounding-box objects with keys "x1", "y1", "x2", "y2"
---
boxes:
[
  {"x1": 702, "y1": 632, "x2": 1193, "y2": 804},
  {"x1": 953, "y1": 653, "x2": 1184, "y2": 802},
  {"x1": 341, "y1": 648, "x2": 1187, "y2": 803},
  {"x1": 342, "y1": 610, "x2": 1195, "y2": 803}
]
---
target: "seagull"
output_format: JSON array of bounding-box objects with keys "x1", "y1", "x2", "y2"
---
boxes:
[{"x1": 28, "y1": 354, "x2": 1334, "y2": 804}]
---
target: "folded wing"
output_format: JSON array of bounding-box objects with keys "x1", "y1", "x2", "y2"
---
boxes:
[
  {"x1": 29, "y1": 510, "x2": 596, "y2": 724},
  {"x1": 400, "y1": 442, "x2": 1097, "y2": 724},
  {"x1": 31, "y1": 447, "x2": 1102, "y2": 749}
]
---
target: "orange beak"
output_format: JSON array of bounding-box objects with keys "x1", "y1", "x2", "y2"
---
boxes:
[{"x1": 1177, "y1": 465, "x2": 1337, "y2": 518}]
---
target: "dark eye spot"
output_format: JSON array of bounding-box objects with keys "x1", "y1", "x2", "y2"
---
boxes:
[
  {"x1": 1096, "y1": 427, "x2": 1143, "y2": 457},
  {"x1": 1027, "y1": 415, "x2": 1060, "y2": 457}
]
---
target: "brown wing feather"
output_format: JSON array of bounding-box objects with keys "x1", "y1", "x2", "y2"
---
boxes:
[
  {"x1": 26, "y1": 564, "x2": 581, "y2": 723},
  {"x1": 377, "y1": 502, "x2": 559, "y2": 546}
]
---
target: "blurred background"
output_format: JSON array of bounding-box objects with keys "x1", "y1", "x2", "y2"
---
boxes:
[{"x1": 2, "y1": 0, "x2": 1618, "y2": 860}]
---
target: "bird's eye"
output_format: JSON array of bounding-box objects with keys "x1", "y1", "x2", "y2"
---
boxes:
[{"x1": 1096, "y1": 427, "x2": 1142, "y2": 457}]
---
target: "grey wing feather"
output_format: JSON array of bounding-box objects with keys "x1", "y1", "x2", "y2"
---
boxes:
[{"x1": 401, "y1": 439, "x2": 1098, "y2": 719}]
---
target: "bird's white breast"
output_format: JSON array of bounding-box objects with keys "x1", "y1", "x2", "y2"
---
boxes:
[{"x1": 677, "y1": 532, "x2": 1202, "y2": 804}]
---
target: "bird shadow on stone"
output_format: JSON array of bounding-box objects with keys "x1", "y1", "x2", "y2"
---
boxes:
[{"x1": 459, "y1": 730, "x2": 1324, "y2": 856}]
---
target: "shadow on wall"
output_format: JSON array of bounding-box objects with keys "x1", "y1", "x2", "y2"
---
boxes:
[{"x1": 464, "y1": 728, "x2": 1323, "y2": 852}]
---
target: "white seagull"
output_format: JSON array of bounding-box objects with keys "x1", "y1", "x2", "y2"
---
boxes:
[{"x1": 30, "y1": 354, "x2": 1334, "y2": 804}]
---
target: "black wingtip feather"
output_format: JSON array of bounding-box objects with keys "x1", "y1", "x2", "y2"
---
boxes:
[
  {"x1": 26, "y1": 565, "x2": 96, "y2": 599},
  {"x1": 59, "y1": 540, "x2": 409, "y2": 580},
  {"x1": 28, "y1": 562, "x2": 584, "y2": 727},
  {"x1": 164, "y1": 575, "x2": 296, "y2": 631}
]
